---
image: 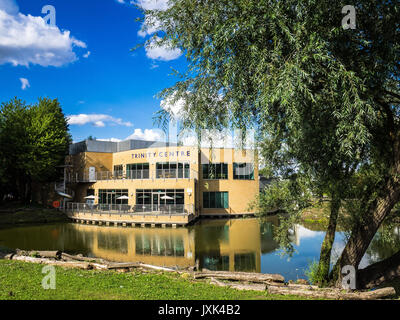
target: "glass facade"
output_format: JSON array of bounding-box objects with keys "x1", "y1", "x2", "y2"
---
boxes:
[
  {"x1": 136, "y1": 189, "x2": 185, "y2": 206},
  {"x1": 233, "y1": 163, "x2": 254, "y2": 180},
  {"x1": 203, "y1": 192, "x2": 229, "y2": 209},
  {"x1": 156, "y1": 162, "x2": 190, "y2": 179},
  {"x1": 126, "y1": 163, "x2": 149, "y2": 179},
  {"x1": 98, "y1": 189, "x2": 128, "y2": 205},
  {"x1": 202, "y1": 163, "x2": 228, "y2": 179}
]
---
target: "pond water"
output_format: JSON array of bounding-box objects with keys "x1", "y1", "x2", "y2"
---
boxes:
[{"x1": 0, "y1": 217, "x2": 398, "y2": 281}]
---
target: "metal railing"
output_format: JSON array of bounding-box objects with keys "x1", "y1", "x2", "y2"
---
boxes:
[
  {"x1": 66, "y1": 202, "x2": 194, "y2": 215},
  {"x1": 67, "y1": 168, "x2": 198, "y2": 183}
]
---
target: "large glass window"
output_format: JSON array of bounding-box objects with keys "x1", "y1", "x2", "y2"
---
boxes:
[
  {"x1": 136, "y1": 189, "x2": 185, "y2": 206},
  {"x1": 126, "y1": 163, "x2": 149, "y2": 179},
  {"x1": 202, "y1": 163, "x2": 228, "y2": 179},
  {"x1": 203, "y1": 192, "x2": 229, "y2": 209},
  {"x1": 233, "y1": 163, "x2": 254, "y2": 180},
  {"x1": 156, "y1": 162, "x2": 190, "y2": 179},
  {"x1": 98, "y1": 189, "x2": 129, "y2": 205}
]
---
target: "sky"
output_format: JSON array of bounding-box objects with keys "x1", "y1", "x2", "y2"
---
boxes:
[{"x1": 0, "y1": 0, "x2": 187, "y2": 142}]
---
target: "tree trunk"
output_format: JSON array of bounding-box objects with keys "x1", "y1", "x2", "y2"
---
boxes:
[
  {"x1": 316, "y1": 194, "x2": 340, "y2": 285},
  {"x1": 357, "y1": 249, "x2": 400, "y2": 289},
  {"x1": 331, "y1": 163, "x2": 400, "y2": 287}
]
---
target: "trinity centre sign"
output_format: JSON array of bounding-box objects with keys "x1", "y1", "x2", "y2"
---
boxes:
[{"x1": 131, "y1": 149, "x2": 191, "y2": 159}]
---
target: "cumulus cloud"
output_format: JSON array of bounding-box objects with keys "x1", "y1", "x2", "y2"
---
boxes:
[
  {"x1": 67, "y1": 114, "x2": 133, "y2": 128},
  {"x1": 125, "y1": 128, "x2": 165, "y2": 141},
  {"x1": 0, "y1": 0, "x2": 87, "y2": 67},
  {"x1": 135, "y1": 0, "x2": 170, "y2": 11},
  {"x1": 83, "y1": 51, "x2": 91, "y2": 58},
  {"x1": 19, "y1": 77, "x2": 29, "y2": 90},
  {"x1": 145, "y1": 36, "x2": 181, "y2": 61}
]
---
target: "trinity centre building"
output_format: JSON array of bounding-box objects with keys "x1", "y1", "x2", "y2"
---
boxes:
[{"x1": 65, "y1": 139, "x2": 258, "y2": 219}]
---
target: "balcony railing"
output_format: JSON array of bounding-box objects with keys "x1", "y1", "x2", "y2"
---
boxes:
[
  {"x1": 66, "y1": 202, "x2": 194, "y2": 215},
  {"x1": 67, "y1": 168, "x2": 198, "y2": 183}
]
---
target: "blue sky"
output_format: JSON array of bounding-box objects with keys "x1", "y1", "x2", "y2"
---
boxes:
[{"x1": 0, "y1": 0, "x2": 186, "y2": 142}]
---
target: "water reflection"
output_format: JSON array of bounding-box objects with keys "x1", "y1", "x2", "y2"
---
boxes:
[{"x1": 0, "y1": 218, "x2": 395, "y2": 280}]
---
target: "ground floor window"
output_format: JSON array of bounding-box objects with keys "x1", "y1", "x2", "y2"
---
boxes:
[
  {"x1": 98, "y1": 189, "x2": 128, "y2": 204},
  {"x1": 136, "y1": 189, "x2": 185, "y2": 206},
  {"x1": 203, "y1": 192, "x2": 229, "y2": 209}
]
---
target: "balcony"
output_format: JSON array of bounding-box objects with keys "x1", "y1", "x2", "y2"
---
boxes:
[
  {"x1": 67, "y1": 168, "x2": 198, "y2": 183},
  {"x1": 66, "y1": 202, "x2": 194, "y2": 215}
]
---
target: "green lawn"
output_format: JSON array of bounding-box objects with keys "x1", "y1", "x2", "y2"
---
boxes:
[{"x1": 0, "y1": 260, "x2": 310, "y2": 300}]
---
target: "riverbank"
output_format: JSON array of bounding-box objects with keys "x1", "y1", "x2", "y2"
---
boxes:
[
  {"x1": 0, "y1": 203, "x2": 69, "y2": 228},
  {"x1": 0, "y1": 259, "x2": 310, "y2": 300}
]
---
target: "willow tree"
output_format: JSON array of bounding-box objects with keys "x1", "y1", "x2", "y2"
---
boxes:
[{"x1": 140, "y1": 0, "x2": 400, "y2": 287}]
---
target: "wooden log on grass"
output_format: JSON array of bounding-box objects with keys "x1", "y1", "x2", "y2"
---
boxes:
[
  {"x1": 210, "y1": 278, "x2": 267, "y2": 292},
  {"x1": 16, "y1": 250, "x2": 62, "y2": 259},
  {"x1": 267, "y1": 284, "x2": 396, "y2": 300},
  {"x1": 10, "y1": 255, "x2": 93, "y2": 270},
  {"x1": 194, "y1": 271, "x2": 284, "y2": 284}
]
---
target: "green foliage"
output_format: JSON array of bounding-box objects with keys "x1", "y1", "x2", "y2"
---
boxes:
[
  {"x1": 0, "y1": 97, "x2": 71, "y2": 202},
  {"x1": 305, "y1": 260, "x2": 327, "y2": 286}
]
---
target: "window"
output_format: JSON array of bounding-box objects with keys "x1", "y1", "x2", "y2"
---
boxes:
[
  {"x1": 202, "y1": 163, "x2": 228, "y2": 179},
  {"x1": 233, "y1": 163, "x2": 254, "y2": 180},
  {"x1": 113, "y1": 165, "x2": 123, "y2": 178},
  {"x1": 156, "y1": 162, "x2": 190, "y2": 179},
  {"x1": 203, "y1": 192, "x2": 229, "y2": 209},
  {"x1": 126, "y1": 163, "x2": 149, "y2": 179},
  {"x1": 98, "y1": 189, "x2": 128, "y2": 205}
]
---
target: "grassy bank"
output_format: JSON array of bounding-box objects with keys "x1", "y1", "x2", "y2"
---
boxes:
[
  {"x1": 0, "y1": 203, "x2": 69, "y2": 227},
  {"x1": 0, "y1": 260, "x2": 312, "y2": 300}
]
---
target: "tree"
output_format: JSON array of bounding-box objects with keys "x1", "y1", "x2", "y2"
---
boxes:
[
  {"x1": 0, "y1": 98, "x2": 71, "y2": 204},
  {"x1": 140, "y1": 0, "x2": 400, "y2": 287}
]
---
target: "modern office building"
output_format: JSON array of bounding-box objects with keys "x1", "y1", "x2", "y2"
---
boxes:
[{"x1": 64, "y1": 139, "x2": 258, "y2": 220}]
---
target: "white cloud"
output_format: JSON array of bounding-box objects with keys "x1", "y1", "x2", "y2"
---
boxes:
[
  {"x1": 135, "y1": 0, "x2": 170, "y2": 10},
  {"x1": 67, "y1": 114, "x2": 133, "y2": 127},
  {"x1": 138, "y1": 15, "x2": 161, "y2": 37},
  {"x1": 125, "y1": 128, "x2": 165, "y2": 141},
  {"x1": 0, "y1": 3, "x2": 86, "y2": 67},
  {"x1": 145, "y1": 36, "x2": 181, "y2": 61},
  {"x1": 116, "y1": 0, "x2": 125, "y2": 3},
  {"x1": 83, "y1": 51, "x2": 91, "y2": 58},
  {"x1": 19, "y1": 77, "x2": 29, "y2": 90}
]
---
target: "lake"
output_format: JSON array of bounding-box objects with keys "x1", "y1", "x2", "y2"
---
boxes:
[{"x1": 0, "y1": 217, "x2": 398, "y2": 281}]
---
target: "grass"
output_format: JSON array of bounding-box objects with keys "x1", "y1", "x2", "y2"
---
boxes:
[
  {"x1": 0, "y1": 203, "x2": 69, "y2": 228},
  {"x1": 0, "y1": 260, "x2": 313, "y2": 300}
]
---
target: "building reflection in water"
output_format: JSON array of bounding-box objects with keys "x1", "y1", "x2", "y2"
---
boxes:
[{"x1": 0, "y1": 217, "x2": 281, "y2": 272}]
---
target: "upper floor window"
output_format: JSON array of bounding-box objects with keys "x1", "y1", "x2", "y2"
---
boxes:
[
  {"x1": 233, "y1": 163, "x2": 254, "y2": 180},
  {"x1": 126, "y1": 163, "x2": 149, "y2": 179},
  {"x1": 156, "y1": 162, "x2": 190, "y2": 179},
  {"x1": 202, "y1": 163, "x2": 228, "y2": 179},
  {"x1": 113, "y1": 165, "x2": 123, "y2": 178}
]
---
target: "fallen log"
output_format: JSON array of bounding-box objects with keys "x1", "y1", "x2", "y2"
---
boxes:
[
  {"x1": 16, "y1": 250, "x2": 61, "y2": 260},
  {"x1": 194, "y1": 271, "x2": 284, "y2": 284},
  {"x1": 10, "y1": 255, "x2": 93, "y2": 270},
  {"x1": 267, "y1": 284, "x2": 396, "y2": 300},
  {"x1": 137, "y1": 263, "x2": 177, "y2": 273},
  {"x1": 209, "y1": 277, "x2": 267, "y2": 292},
  {"x1": 106, "y1": 262, "x2": 141, "y2": 269},
  {"x1": 61, "y1": 253, "x2": 105, "y2": 264}
]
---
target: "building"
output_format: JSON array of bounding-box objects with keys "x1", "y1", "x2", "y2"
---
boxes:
[{"x1": 64, "y1": 139, "x2": 258, "y2": 222}]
